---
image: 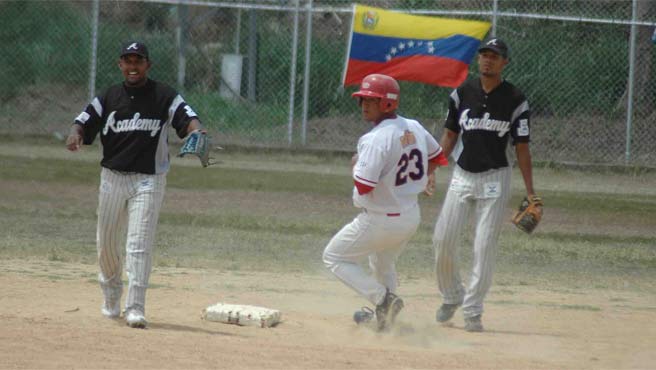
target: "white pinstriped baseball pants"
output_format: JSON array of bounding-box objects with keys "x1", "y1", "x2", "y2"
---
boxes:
[
  {"x1": 97, "y1": 168, "x2": 166, "y2": 315},
  {"x1": 432, "y1": 165, "x2": 511, "y2": 318},
  {"x1": 323, "y1": 205, "x2": 420, "y2": 306}
]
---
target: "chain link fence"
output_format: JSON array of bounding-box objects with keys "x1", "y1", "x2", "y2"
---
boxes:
[{"x1": 1, "y1": 0, "x2": 655, "y2": 167}]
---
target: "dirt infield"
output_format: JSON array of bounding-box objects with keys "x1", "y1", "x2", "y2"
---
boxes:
[
  {"x1": 1, "y1": 141, "x2": 655, "y2": 369},
  {"x1": 1, "y1": 260, "x2": 654, "y2": 369}
]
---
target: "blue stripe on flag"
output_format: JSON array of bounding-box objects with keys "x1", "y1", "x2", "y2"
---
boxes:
[{"x1": 349, "y1": 33, "x2": 480, "y2": 64}]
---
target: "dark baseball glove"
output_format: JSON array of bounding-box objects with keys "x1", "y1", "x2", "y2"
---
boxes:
[
  {"x1": 512, "y1": 195, "x2": 543, "y2": 234},
  {"x1": 178, "y1": 129, "x2": 213, "y2": 167}
]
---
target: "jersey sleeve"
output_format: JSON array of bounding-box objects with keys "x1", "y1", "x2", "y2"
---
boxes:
[
  {"x1": 425, "y1": 131, "x2": 440, "y2": 159},
  {"x1": 353, "y1": 138, "x2": 386, "y2": 189},
  {"x1": 426, "y1": 134, "x2": 448, "y2": 166},
  {"x1": 73, "y1": 95, "x2": 105, "y2": 145},
  {"x1": 444, "y1": 89, "x2": 461, "y2": 133},
  {"x1": 510, "y1": 98, "x2": 530, "y2": 145},
  {"x1": 169, "y1": 94, "x2": 200, "y2": 138}
]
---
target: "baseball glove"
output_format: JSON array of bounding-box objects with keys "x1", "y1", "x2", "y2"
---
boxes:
[
  {"x1": 512, "y1": 195, "x2": 543, "y2": 234},
  {"x1": 178, "y1": 129, "x2": 213, "y2": 167}
]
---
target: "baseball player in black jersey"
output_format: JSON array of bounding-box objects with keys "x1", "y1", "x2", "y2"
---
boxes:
[
  {"x1": 65, "y1": 41, "x2": 205, "y2": 328},
  {"x1": 431, "y1": 38, "x2": 537, "y2": 332}
]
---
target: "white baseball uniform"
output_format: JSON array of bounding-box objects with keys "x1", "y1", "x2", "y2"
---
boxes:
[
  {"x1": 96, "y1": 168, "x2": 166, "y2": 315},
  {"x1": 323, "y1": 115, "x2": 445, "y2": 306}
]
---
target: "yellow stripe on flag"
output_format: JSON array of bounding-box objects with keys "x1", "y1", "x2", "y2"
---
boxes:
[{"x1": 353, "y1": 4, "x2": 490, "y2": 40}]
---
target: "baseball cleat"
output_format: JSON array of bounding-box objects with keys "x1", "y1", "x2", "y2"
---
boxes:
[
  {"x1": 375, "y1": 290, "x2": 404, "y2": 331},
  {"x1": 353, "y1": 306, "x2": 374, "y2": 325},
  {"x1": 126, "y1": 310, "x2": 147, "y2": 329},
  {"x1": 464, "y1": 315, "x2": 484, "y2": 332},
  {"x1": 436, "y1": 303, "x2": 460, "y2": 323},
  {"x1": 101, "y1": 300, "x2": 121, "y2": 318}
]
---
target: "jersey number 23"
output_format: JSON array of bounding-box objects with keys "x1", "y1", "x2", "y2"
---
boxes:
[{"x1": 395, "y1": 148, "x2": 424, "y2": 186}]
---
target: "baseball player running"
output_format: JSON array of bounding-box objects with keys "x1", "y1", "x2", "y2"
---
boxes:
[
  {"x1": 432, "y1": 38, "x2": 537, "y2": 332},
  {"x1": 323, "y1": 74, "x2": 448, "y2": 331},
  {"x1": 65, "y1": 41, "x2": 206, "y2": 329}
]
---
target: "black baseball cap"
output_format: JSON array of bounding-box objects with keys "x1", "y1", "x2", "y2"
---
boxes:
[
  {"x1": 478, "y1": 37, "x2": 509, "y2": 59},
  {"x1": 120, "y1": 41, "x2": 149, "y2": 59}
]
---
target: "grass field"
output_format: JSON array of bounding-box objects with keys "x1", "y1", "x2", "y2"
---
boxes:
[
  {"x1": 1, "y1": 136, "x2": 655, "y2": 369},
  {"x1": 1, "y1": 137, "x2": 654, "y2": 285}
]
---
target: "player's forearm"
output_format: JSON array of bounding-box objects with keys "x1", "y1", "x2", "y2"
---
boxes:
[
  {"x1": 65, "y1": 124, "x2": 85, "y2": 151},
  {"x1": 351, "y1": 153, "x2": 358, "y2": 168},
  {"x1": 515, "y1": 143, "x2": 535, "y2": 196},
  {"x1": 439, "y1": 129, "x2": 458, "y2": 158},
  {"x1": 69, "y1": 123, "x2": 84, "y2": 137},
  {"x1": 186, "y1": 118, "x2": 204, "y2": 134},
  {"x1": 428, "y1": 162, "x2": 440, "y2": 175}
]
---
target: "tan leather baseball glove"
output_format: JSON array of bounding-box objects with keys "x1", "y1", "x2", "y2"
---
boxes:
[{"x1": 512, "y1": 195, "x2": 543, "y2": 234}]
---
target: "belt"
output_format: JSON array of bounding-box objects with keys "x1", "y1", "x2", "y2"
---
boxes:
[
  {"x1": 108, "y1": 168, "x2": 141, "y2": 176},
  {"x1": 363, "y1": 209, "x2": 401, "y2": 217}
]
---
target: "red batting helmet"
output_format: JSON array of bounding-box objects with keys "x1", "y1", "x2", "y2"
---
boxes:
[{"x1": 352, "y1": 74, "x2": 400, "y2": 112}]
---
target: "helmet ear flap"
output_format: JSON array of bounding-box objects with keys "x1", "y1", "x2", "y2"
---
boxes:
[
  {"x1": 379, "y1": 100, "x2": 391, "y2": 112},
  {"x1": 379, "y1": 96, "x2": 398, "y2": 113}
]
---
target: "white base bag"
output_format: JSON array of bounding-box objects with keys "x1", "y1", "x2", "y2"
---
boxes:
[{"x1": 202, "y1": 303, "x2": 281, "y2": 328}]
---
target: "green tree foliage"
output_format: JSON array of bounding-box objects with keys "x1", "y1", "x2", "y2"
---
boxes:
[
  {"x1": 0, "y1": 2, "x2": 88, "y2": 99},
  {"x1": 0, "y1": 1, "x2": 650, "y2": 119}
]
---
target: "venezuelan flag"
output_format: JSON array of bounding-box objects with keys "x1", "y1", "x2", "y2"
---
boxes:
[{"x1": 342, "y1": 5, "x2": 491, "y2": 88}]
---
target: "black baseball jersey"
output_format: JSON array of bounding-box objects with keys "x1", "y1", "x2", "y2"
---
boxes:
[
  {"x1": 73, "y1": 79, "x2": 198, "y2": 174},
  {"x1": 444, "y1": 78, "x2": 530, "y2": 173}
]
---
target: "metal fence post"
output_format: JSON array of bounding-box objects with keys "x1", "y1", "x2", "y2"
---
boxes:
[
  {"x1": 247, "y1": 9, "x2": 257, "y2": 102},
  {"x1": 176, "y1": 1, "x2": 188, "y2": 91},
  {"x1": 491, "y1": 0, "x2": 498, "y2": 37},
  {"x1": 88, "y1": 0, "x2": 99, "y2": 102},
  {"x1": 235, "y1": 8, "x2": 241, "y2": 53},
  {"x1": 626, "y1": 0, "x2": 637, "y2": 164},
  {"x1": 287, "y1": 0, "x2": 301, "y2": 147},
  {"x1": 301, "y1": 0, "x2": 313, "y2": 146}
]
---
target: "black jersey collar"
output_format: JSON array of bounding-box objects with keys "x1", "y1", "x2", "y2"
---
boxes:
[
  {"x1": 478, "y1": 78, "x2": 507, "y2": 95},
  {"x1": 123, "y1": 78, "x2": 154, "y2": 97}
]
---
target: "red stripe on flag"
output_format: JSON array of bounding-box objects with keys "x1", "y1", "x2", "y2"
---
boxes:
[{"x1": 344, "y1": 56, "x2": 469, "y2": 88}]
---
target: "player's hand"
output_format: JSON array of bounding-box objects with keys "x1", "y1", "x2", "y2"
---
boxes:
[
  {"x1": 424, "y1": 173, "x2": 436, "y2": 196},
  {"x1": 66, "y1": 133, "x2": 82, "y2": 152},
  {"x1": 351, "y1": 153, "x2": 358, "y2": 168}
]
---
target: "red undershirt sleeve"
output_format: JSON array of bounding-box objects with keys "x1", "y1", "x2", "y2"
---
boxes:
[
  {"x1": 429, "y1": 151, "x2": 449, "y2": 166},
  {"x1": 354, "y1": 180, "x2": 374, "y2": 195}
]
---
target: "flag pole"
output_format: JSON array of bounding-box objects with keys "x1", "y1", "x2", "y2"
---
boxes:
[{"x1": 340, "y1": 3, "x2": 357, "y2": 86}]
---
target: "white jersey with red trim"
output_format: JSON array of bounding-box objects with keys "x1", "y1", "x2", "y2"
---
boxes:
[{"x1": 353, "y1": 115, "x2": 442, "y2": 214}]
